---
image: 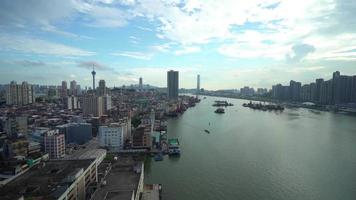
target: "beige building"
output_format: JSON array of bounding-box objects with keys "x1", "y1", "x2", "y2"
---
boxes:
[
  {"x1": 6, "y1": 81, "x2": 34, "y2": 106},
  {"x1": 82, "y1": 95, "x2": 103, "y2": 117}
]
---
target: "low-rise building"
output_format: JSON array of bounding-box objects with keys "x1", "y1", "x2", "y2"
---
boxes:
[
  {"x1": 57, "y1": 123, "x2": 92, "y2": 145},
  {"x1": 0, "y1": 159, "x2": 97, "y2": 200}
]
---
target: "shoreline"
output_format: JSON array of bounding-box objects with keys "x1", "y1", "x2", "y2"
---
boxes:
[{"x1": 197, "y1": 93, "x2": 356, "y2": 116}]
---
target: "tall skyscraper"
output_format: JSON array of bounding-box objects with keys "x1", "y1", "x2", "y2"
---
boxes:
[
  {"x1": 139, "y1": 77, "x2": 143, "y2": 91},
  {"x1": 98, "y1": 80, "x2": 106, "y2": 96},
  {"x1": 197, "y1": 74, "x2": 200, "y2": 94},
  {"x1": 6, "y1": 81, "x2": 34, "y2": 105},
  {"x1": 92, "y1": 66, "x2": 96, "y2": 91},
  {"x1": 70, "y1": 80, "x2": 77, "y2": 96},
  {"x1": 61, "y1": 81, "x2": 68, "y2": 98},
  {"x1": 167, "y1": 70, "x2": 179, "y2": 100}
]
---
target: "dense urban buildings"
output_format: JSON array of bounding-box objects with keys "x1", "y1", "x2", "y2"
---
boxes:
[
  {"x1": 6, "y1": 81, "x2": 34, "y2": 105},
  {"x1": 272, "y1": 71, "x2": 356, "y2": 105},
  {"x1": 167, "y1": 70, "x2": 179, "y2": 100}
]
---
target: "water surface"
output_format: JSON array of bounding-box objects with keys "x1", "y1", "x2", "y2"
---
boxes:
[{"x1": 145, "y1": 96, "x2": 356, "y2": 200}]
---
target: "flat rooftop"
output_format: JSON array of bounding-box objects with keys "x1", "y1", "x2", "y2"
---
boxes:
[
  {"x1": 92, "y1": 155, "x2": 143, "y2": 200},
  {"x1": 0, "y1": 159, "x2": 94, "y2": 200}
]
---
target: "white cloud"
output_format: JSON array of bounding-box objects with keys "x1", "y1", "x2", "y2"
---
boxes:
[
  {"x1": 111, "y1": 51, "x2": 153, "y2": 60},
  {"x1": 0, "y1": 34, "x2": 95, "y2": 57},
  {"x1": 174, "y1": 46, "x2": 201, "y2": 55}
]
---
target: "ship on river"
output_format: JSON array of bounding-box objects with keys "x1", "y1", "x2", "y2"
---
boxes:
[
  {"x1": 243, "y1": 101, "x2": 284, "y2": 111},
  {"x1": 168, "y1": 138, "x2": 181, "y2": 156},
  {"x1": 212, "y1": 100, "x2": 234, "y2": 107}
]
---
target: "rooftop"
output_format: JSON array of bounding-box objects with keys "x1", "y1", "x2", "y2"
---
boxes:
[
  {"x1": 0, "y1": 159, "x2": 94, "y2": 200},
  {"x1": 92, "y1": 155, "x2": 143, "y2": 200}
]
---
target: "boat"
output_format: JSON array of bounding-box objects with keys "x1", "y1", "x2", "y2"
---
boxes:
[
  {"x1": 215, "y1": 108, "x2": 225, "y2": 113},
  {"x1": 168, "y1": 138, "x2": 181, "y2": 156},
  {"x1": 212, "y1": 100, "x2": 234, "y2": 107},
  {"x1": 204, "y1": 129, "x2": 210, "y2": 134},
  {"x1": 154, "y1": 153, "x2": 164, "y2": 161}
]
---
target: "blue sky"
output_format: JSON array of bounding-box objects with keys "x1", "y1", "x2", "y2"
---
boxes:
[{"x1": 1, "y1": 0, "x2": 356, "y2": 90}]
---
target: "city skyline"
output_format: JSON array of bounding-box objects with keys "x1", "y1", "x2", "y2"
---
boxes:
[{"x1": 1, "y1": 0, "x2": 356, "y2": 89}]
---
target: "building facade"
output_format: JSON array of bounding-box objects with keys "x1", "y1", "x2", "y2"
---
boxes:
[
  {"x1": 67, "y1": 96, "x2": 79, "y2": 110},
  {"x1": 43, "y1": 130, "x2": 65, "y2": 159},
  {"x1": 6, "y1": 81, "x2": 34, "y2": 106},
  {"x1": 57, "y1": 123, "x2": 92, "y2": 145},
  {"x1": 61, "y1": 81, "x2": 68, "y2": 98},
  {"x1": 82, "y1": 95, "x2": 104, "y2": 117},
  {"x1": 98, "y1": 124, "x2": 125, "y2": 151},
  {"x1": 167, "y1": 70, "x2": 179, "y2": 100},
  {"x1": 98, "y1": 80, "x2": 106, "y2": 96}
]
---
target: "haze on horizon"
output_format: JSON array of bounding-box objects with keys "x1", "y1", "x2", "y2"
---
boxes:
[{"x1": 1, "y1": 0, "x2": 356, "y2": 90}]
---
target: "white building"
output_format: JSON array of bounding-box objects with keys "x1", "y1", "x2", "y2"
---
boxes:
[
  {"x1": 98, "y1": 124, "x2": 125, "y2": 152},
  {"x1": 67, "y1": 96, "x2": 79, "y2": 110},
  {"x1": 103, "y1": 95, "x2": 112, "y2": 113}
]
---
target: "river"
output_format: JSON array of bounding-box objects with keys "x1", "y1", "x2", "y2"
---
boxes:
[{"x1": 145, "y1": 96, "x2": 356, "y2": 200}]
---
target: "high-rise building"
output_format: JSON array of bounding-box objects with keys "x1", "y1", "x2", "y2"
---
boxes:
[
  {"x1": 98, "y1": 80, "x2": 106, "y2": 96},
  {"x1": 6, "y1": 81, "x2": 34, "y2": 105},
  {"x1": 98, "y1": 124, "x2": 125, "y2": 151},
  {"x1": 76, "y1": 84, "x2": 82, "y2": 95},
  {"x1": 289, "y1": 80, "x2": 301, "y2": 101},
  {"x1": 6, "y1": 81, "x2": 18, "y2": 105},
  {"x1": 315, "y1": 78, "x2": 324, "y2": 103},
  {"x1": 67, "y1": 96, "x2": 79, "y2": 110},
  {"x1": 320, "y1": 80, "x2": 333, "y2": 105},
  {"x1": 352, "y1": 76, "x2": 356, "y2": 103},
  {"x1": 102, "y1": 94, "x2": 112, "y2": 114},
  {"x1": 240, "y1": 86, "x2": 255, "y2": 96},
  {"x1": 139, "y1": 77, "x2": 143, "y2": 91},
  {"x1": 92, "y1": 66, "x2": 96, "y2": 92},
  {"x1": 197, "y1": 74, "x2": 200, "y2": 94},
  {"x1": 70, "y1": 80, "x2": 77, "y2": 96},
  {"x1": 82, "y1": 95, "x2": 104, "y2": 117},
  {"x1": 167, "y1": 70, "x2": 179, "y2": 100},
  {"x1": 61, "y1": 81, "x2": 68, "y2": 98},
  {"x1": 44, "y1": 130, "x2": 65, "y2": 159}
]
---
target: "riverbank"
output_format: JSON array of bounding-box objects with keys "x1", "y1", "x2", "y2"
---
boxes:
[{"x1": 198, "y1": 93, "x2": 356, "y2": 115}]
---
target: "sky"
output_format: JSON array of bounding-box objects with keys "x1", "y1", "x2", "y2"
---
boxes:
[{"x1": 1, "y1": 0, "x2": 356, "y2": 90}]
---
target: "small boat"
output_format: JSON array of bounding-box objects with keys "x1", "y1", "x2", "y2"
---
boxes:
[
  {"x1": 215, "y1": 108, "x2": 225, "y2": 113},
  {"x1": 204, "y1": 129, "x2": 210, "y2": 134},
  {"x1": 154, "y1": 153, "x2": 164, "y2": 161}
]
